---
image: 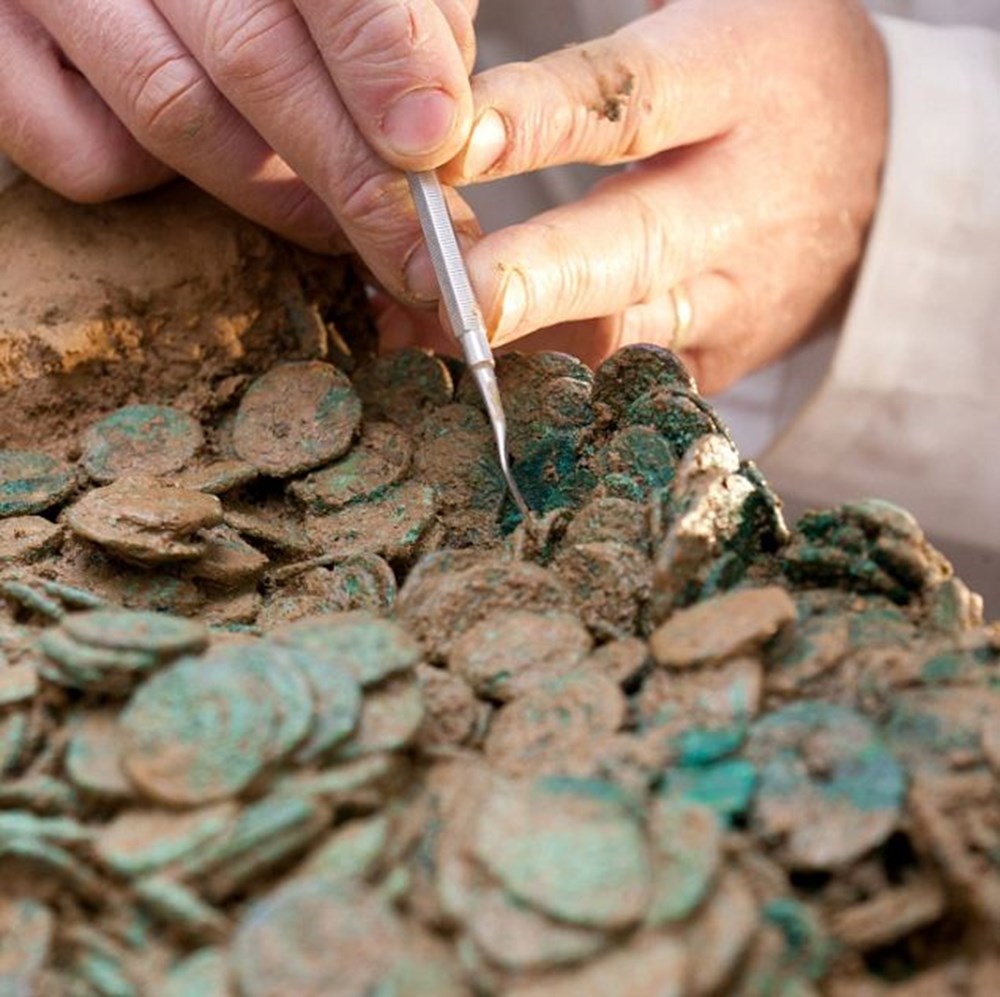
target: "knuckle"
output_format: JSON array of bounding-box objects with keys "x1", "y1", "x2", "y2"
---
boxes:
[
  {"x1": 336, "y1": 167, "x2": 410, "y2": 242},
  {"x1": 204, "y1": 4, "x2": 309, "y2": 97},
  {"x1": 124, "y1": 53, "x2": 210, "y2": 148},
  {"x1": 332, "y1": 0, "x2": 422, "y2": 68}
]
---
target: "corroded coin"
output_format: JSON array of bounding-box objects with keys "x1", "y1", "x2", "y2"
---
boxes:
[
  {"x1": 232, "y1": 361, "x2": 362, "y2": 477},
  {"x1": 305, "y1": 479, "x2": 437, "y2": 562},
  {"x1": 398, "y1": 557, "x2": 573, "y2": 661},
  {"x1": 744, "y1": 701, "x2": 905, "y2": 869},
  {"x1": 649, "y1": 585, "x2": 797, "y2": 669},
  {"x1": 592, "y1": 343, "x2": 695, "y2": 418},
  {"x1": 484, "y1": 670, "x2": 626, "y2": 779},
  {"x1": 353, "y1": 348, "x2": 453, "y2": 425},
  {"x1": 448, "y1": 609, "x2": 593, "y2": 702},
  {"x1": 472, "y1": 777, "x2": 652, "y2": 930},
  {"x1": 66, "y1": 477, "x2": 223, "y2": 565},
  {"x1": 0, "y1": 515, "x2": 63, "y2": 565},
  {"x1": 0, "y1": 449, "x2": 75, "y2": 517},
  {"x1": 119, "y1": 648, "x2": 288, "y2": 805},
  {"x1": 289, "y1": 422, "x2": 412, "y2": 512},
  {"x1": 63, "y1": 608, "x2": 208, "y2": 659},
  {"x1": 81, "y1": 404, "x2": 203, "y2": 483},
  {"x1": 234, "y1": 879, "x2": 408, "y2": 997}
]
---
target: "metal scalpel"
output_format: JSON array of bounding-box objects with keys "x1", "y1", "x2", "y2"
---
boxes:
[{"x1": 406, "y1": 170, "x2": 530, "y2": 520}]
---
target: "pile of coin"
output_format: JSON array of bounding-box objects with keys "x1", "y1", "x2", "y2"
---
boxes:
[{"x1": 1, "y1": 343, "x2": 997, "y2": 995}]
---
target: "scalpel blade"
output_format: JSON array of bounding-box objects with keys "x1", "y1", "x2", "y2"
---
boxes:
[{"x1": 405, "y1": 170, "x2": 529, "y2": 520}]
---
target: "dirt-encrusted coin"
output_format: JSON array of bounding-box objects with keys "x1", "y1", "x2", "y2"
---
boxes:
[
  {"x1": 0, "y1": 450, "x2": 76, "y2": 517},
  {"x1": 233, "y1": 361, "x2": 362, "y2": 477},
  {"x1": 66, "y1": 477, "x2": 223, "y2": 565},
  {"x1": 744, "y1": 701, "x2": 905, "y2": 869},
  {"x1": 119, "y1": 642, "x2": 315, "y2": 805},
  {"x1": 288, "y1": 422, "x2": 412, "y2": 512},
  {"x1": 81, "y1": 404, "x2": 203, "y2": 483}
]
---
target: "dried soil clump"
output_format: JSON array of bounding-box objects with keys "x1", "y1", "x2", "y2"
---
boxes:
[{"x1": 0, "y1": 180, "x2": 998, "y2": 995}]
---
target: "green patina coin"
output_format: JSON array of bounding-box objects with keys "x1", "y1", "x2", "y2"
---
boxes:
[
  {"x1": 64, "y1": 709, "x2": 135, "y2": 798},
  {"x1": 591, "y1": 343, "x2": 695, "y2": 421},
  {"x1": 119, "y1": 651, "x2": 284, "y2": 805},
  {"x1": 328, "y1": 553, "x2": 398, "y2": 613},
  {"x1": 290, "y1": 656, "x2": 361, "y2": 765},
  {"x1": 63, "y1": 609, "x2": 208, "y2": 659},
  {"x1": 594, "y1": 425, "x2": 677, "y2": 497},
  {"x1": 624, "y1": 386, "x2": 726, "y2": 460},
  {"x1": 233, "y1": 361, "x2": 362, "y2": 477},
  {"x1": 0, "y1": 450, "x2": 76, "y2": 517},
  {"x1": 305, "y1": 479, "x2": 437, "y2": 562},
  {"x1": 334, "y1": 672, "x2": 424, "y2": 759},
  {"x1": 95, "y1": 802, "x2": 237, "y2": 878},
  {"x1": 274, "y1": 611, "x2": 422, "y2": 687},
  {"x1": 81, "y1": 404, "x2": 203, "y2": 484},
  {"x1": 38, "y1": 629, "x2": 160, "y2": 694},
  {"x1": 289, "y1": 422, "x2": 412, "y2": 512},
  {"x1": 244, "y1": 645, "x2": 317, "y2": 767},
  {"x1": 509, "y1": 429, "x2": 597, "y2": 518},
  {"x1": 744, "y1": 701, "x2": 905, "y2": 870},
  {"x1": 472, "y1": 778, "x2": 652, "y2": 930},
  {"x1": 353, "y1": 348, "x2": 454, "y2": 425},
  {"x1": 233, "y1": 879, "x2": 409, "y2": 997},
  {"x1": 645, "y1": 796, "x2": 722, "y2": 925},
  {"x1": 179, "y1": 794, "x2": 329, "y2": 901},
  {"x1": 466, "y1": 884, "x2": 610, "y2": 972}
]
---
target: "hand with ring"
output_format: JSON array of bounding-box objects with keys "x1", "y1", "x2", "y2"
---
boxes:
[{"x1": 380, "y1": 0, "x2": 889, "y2": 394}]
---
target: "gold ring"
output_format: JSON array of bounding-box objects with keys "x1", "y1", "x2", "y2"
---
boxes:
[{"x1": 668, "y1": 284, "x2": 693, "y2": 351}]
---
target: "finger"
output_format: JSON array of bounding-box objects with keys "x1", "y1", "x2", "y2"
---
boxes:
[
  {"x1": 23, "y1": 0, "x2": 341, "y2": 252},
  {"x1": 0, "y1": 2, "x2": 172, "y2": 200},
  {"x1": 444, "y1": 4, "x2": 748, "y2": 183},
  {"x1": 410, "y1": 157, "x2": 732, "y2": 346},
  {"x1": 153, "y1": 0, "x2": 479, "y2": 295},
  {"x1": 376, "y1": 299, "x2": 457, "y2": 356},
  {"x1": 294, "y1": 0, "x2": 475, "y2": 167},
  {"x1": 432, "y1": 0, "x2": 479, "y2": 75}
]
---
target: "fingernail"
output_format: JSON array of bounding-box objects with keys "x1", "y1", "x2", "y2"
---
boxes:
[
  {"x1": 403, "y1": 245, "x2": 438, "y2": 303},
  {"x1": 460, "y1": 109, "x2": 507, "y2": 178},
  {"x1": 382, "y1": 88, "x2": 457, "y2": 158},
  {"x1": 490, "y1": 269, "x2": 528, "y2": 346}
]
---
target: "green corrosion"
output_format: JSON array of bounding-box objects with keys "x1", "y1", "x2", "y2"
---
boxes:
[{"x1": 661, "y1": 759, "x2": 758, "y2": 824}]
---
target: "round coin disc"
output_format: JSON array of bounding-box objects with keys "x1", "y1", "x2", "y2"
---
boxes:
[
  {"x1": 120, "y1": 653, "x2": 282, "y2": 806},
  {"x1": 0, "y1": 450, "x2": 76, "y2": 518},
  {"x1": 63, "y1": 609, "x2": 208, "y2": 659},
  {"x1": 81, "y1": 405, "x2": 203, "y2": 483},
  {"x1": 232, "y1": 361, "x2": 362, "y2": 477}
]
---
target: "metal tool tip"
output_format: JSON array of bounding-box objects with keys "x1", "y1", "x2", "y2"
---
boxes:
[{"x1": 474, "y1": 365, "x2": 531, "y2": 522}]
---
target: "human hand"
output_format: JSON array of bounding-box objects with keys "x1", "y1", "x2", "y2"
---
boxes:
[
  {"x1": 389, "y1": 0, "x2": 888, "y2": 393},
  {"x1": 0, "y1": 0, "x2": 478, "y2": 299}
]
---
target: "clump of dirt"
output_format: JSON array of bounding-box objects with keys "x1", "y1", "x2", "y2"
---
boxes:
[{"x1": 0, "y1": 178, "x2": 374, "y2": 456}]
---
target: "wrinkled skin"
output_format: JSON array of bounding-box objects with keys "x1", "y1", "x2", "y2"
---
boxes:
[
  {"x1": 381, "y1": 0, "x2": 889, "y2": 394},
  {"x1": 0, "y1": 0, "x2": 480, "y2": 298},
  {"x1": 0, "y1": 0, "x2": 888, "y2": 395}
]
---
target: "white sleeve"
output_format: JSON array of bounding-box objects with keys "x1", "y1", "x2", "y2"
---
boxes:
[{"x1": 759, "y1": 15, "x2": 1000, "y2": 554}]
